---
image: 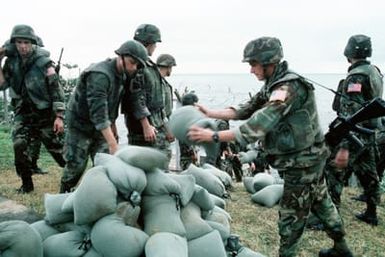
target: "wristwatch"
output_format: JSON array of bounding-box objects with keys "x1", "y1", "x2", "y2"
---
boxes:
[{"x1": 212, "y1": 131, "x2": 219, "y2": 143}]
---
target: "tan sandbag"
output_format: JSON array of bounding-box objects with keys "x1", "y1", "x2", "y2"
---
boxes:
[
  {"x1": 143, "y1": 168, "x2": 181, "y2": 196},
  {"x1": 187, "y1": 230, "x2": 227, "y2": 257},
  {"x1": 115, "y1": 201, "x2": 140, "y2": 227},
  {"x1": 91, "y1": 214, "x2": 148, "y2": 257},
  {"x1": 191, "y1": 185, "x2": 215, "y2": 212},
  {"x1": 243, "y1": 177, "x2": 256, "y2": 194},
  {"x1": 115, "y1": 145, "x2": 169, "y2": 172},
  {"x1": 0, "y1": 220, "x2": 43, "y2": 257},
  {"x1": 44, "y1": 193, "x2": 74, "y2": 225},
  {"x1": 181, "y1": 202, "x2": 213, "y2": 241},
  {"x1": 251, "y1": 184, "x2": 283, "y2": 208},
  {"x1": 43, "y1": 231, "x2": 90, "y2": 257},
  {"x1": 253, "y1": 173, "x2": 275, "y2": 192},
  {"x1": 182, "y1": 164, "x2": 226, "y2": 197},
  {"x1": 94, "y1": 153, "x2": 147, "y2": 198},
  {"x1": 30, "y1": 220, "x2": 59, "y2": 241},
  {"x1": 142, "y1": 194, "x2": 186, "y2": 237},
  {"x1": 73, "y1": 166, "x2": 117, "y2": 225},
  {"x1": 202, "y1": 163, "x2": 233, "y2": 189},
  {"x1": 145, "y1": 232, "x2": 188, "y2": 257},
  {"x1": 167, "y1": 173, "x2": 196, "y2": 206}
]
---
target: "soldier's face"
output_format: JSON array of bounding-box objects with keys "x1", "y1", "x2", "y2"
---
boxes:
[
  {"x1": 249, "y1": 61, "x2": 265, "y2": 81},
  {"x1": 15, "y1": 38, "x2": 33, "y2": 58},
  {"x1": 123, "y1": 56, "x2": 139, "y2": 75},
  {"x1": 147, "y1": 43, "x2": 157, "y2": 56}
]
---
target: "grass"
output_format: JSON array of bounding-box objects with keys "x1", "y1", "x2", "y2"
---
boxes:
[{"x1": 0, "y1": 124, "x2": 384, "y2": 257}]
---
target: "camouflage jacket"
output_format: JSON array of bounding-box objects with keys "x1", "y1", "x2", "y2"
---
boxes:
[
  {"x1": 232, "y1": 61, "x2": 327, "y2": 169},
  {"x1": 0, "y1": 47, "x2": 65, "y2": 114},
  {"x1": 67, "y1": 58, "x2": 123, "y2": 133}
]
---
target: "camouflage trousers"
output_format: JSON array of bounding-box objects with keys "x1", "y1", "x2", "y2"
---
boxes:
[
  {"x1": 128, "y1": 127, "x2": 172, "y2": 160},
  {"x1": 278, "y1": 159, "x2": 346, "y2": 257},
  {"x1": 12, "y1": 111, "x2": 65, "y2": 179},
  {"x1": 61, "y1": 127, "x2": 109, "y2": 189}
]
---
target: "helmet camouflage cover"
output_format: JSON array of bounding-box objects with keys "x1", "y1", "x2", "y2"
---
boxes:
[
  {"x1": 10, "y1": 24, "x2": 37, "y2": 44},
  {"x1": 115, "y1": 40, "x2": 148, "y2": 66},
  {"x1": 344, "y1": 34, "x2": 372, "y2": 59},
  {"x1": 134, "y1": 24, "x2": 161, "y2": 44},
  {"x1": 156, "y1": 54, "x2": 176, "y2": 67},
  {"x1": 242, "y1": 37, "x2": 283, "y2": 65}
]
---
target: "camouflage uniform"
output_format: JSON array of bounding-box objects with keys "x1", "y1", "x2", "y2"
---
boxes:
[
  {"x1": 179, "y1": 142, "x2": 198, "y2": 170},
  {"x1": 0, "y1": 25, "x2": 66, "y2": 193},
  {"x1": 235, "y1": 37, "x2": 351, "y2": 257}
]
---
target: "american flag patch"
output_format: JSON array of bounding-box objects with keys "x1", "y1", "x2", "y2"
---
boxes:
[
  {"x1": 269, "y1": 89, "x2": 287, "y2": 102},
  {"x1": 347, "y1": 83, "x2": 362, "y2": 93}
]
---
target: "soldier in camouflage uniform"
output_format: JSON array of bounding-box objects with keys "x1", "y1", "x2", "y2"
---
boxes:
[
  {"x1": 188, "y1": 37, "x2": 353, "y2": 257},
  {"x1": 59, "y1": 40, "x2": 148, "y2": 193},
  {"x1": 332, "y1": 35, "x2": 383, "y2": 226},
  {"x1": 121, "y1": 24, "x2": 173, "y2": 160},
  {"x1": 0, "y1": 25, "x2": 66, "y2": 193}
]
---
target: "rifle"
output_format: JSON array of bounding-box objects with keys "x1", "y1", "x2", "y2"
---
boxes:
[
  {"x1": 55, "y1": 47, "x2": 64, "y2": 74},
  {"x1": 325, "y1": 97, "x2": 385, "y2": 148}
]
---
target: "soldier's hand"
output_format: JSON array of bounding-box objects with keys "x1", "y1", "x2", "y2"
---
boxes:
[
  {"x1": 195, "y1": 103, "x2": 210, "y2": 117},
  {"x1": 334, "y1": 148, "x2": 349, "y2": 168},
  {"x1": 109, "y1": 142, "x2": 119, "y2": 155},
  {"x1": 53, "y1": 117, "x2": 64, "y2": 134},
  {"x1": 188, "y1": 125, "x2": 213, "y2": 143},
  {"x1": 143, "y1": 125, "x2": 157, "y2": 142}
]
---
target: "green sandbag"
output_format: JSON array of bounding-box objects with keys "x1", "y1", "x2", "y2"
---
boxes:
[
  {"x1": 142, "y1": 194, "x2": 186, "y2": 237},
  {"x1": 143, "y1": 168, "x2": 181, "y2": 196},
  {"x1": 61, "y1": 192, "x2": 75, "y2": 213},
  {"x1": 252, "y1": 173, "x2": 274, "y2": 192},
  {"x1": 115, "y1": 201, "x2": 140, "y2": 227},
  {"x1": 115, "y1": 145, "x2": 169, "y2": 172},
  {"x1": 91, "y1": 214, "x2": 148, "y2": 257},
  {"x1": 237, "y1": 246, "x2": 267, "y2": 257},
  {"x1": 191, "y1": 185, "x2": 215, "y2": 212},
  {"x1": 167, "y1": 173, "x2": 196, "y2": 206},
  {"x1": 202, "y1": 163, "x2": 232, "y2": 189},
  {"x1": 206, "y1": 220, "x2": 230, "y2": 242},
  {"x1": 0, "y1": 220, "x2": 43, "y2": 257},
  {"x1": 243, "y1": 177, "x2": 256, "y2": 194},
  {"x1": 83, "y1": 247, "x2": 102, "y2": 257},
  {"x1": 145, "y1": 232, "x2": 188, "y2": 257},
  {"x1": 202, "y1": 206, "x2": 232, "y2": 222},
  {"x1": 181, "y1": 202, "x2": 213, "y2": 241},
  {"x1": 182, "y1": 164, "x2": 226, "y2": 198},
  {"x1": 43, "y1": 231, "x2": 90, "y2": 257},
  {"x1": 94, "y1": 153, "x2": 147, "y2": 199},
  {"x1": 168, "y1": 106, "x2": 220, "y2": 164},
  {"x1": 73, "y1": 166, "x2": 117, "y2": 225},
  {"x1": 210, "y1": 193, "x2": 226, "y2": 209},
  {"x1": 251, "y1": 184, "x2": 283, "y2": 208},
  {"x1": 30, "y1": 220, "x2": 59, "y2": 241},
  {"x1": 52, "y1": 222, "x2": 92, "y2": 234},
  {"x1": 187, "y1": 230, "x2": 227, "y2": 257},
  {"x1": 203, "y1": 207, "x2": 231, "y2": 233},
  {"x1": 44, "y1": 193, "x2": 74, "y2": 225}
]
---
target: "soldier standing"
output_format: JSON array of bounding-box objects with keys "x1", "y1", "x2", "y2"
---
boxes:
[
  {"x1": 0, "y1": 25, "x2": 66, "y2": 193},
  {"x1": 333, "y1": 34, "x2": 383, "y2": 225},
  {"x1": 188, "y1": 37, "x2": 353, "y2": 257},
  {"x1": 59, "y1": 40, "x2": 147, "y2": 193}
]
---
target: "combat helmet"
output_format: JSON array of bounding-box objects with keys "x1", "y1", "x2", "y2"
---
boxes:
[
  {"x1": 344, "y1": 34, "x2": 372, "y2": 59},
  {"x1": 156, "y1": 54, "x2": 177, "y2": 67},
  {"x1": 10, "y1": 24, "x2": 37, "y2": 44},
  {"x1": 242, "y1": 37, "x2": 283, "y2": 65},
  {"x1": 134, "y1": 24, "x2": 161, "y2": 45},
  {"x1": 115, "y1": 40, "x2": 148, "y2": 66}
]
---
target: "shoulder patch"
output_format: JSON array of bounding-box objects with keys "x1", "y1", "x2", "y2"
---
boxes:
[
  {"x1": 347, "y1": 82, "x2": 362, "y2": 93},
  {"x1": 269, "y1": 86, "x2": 288, "y2": 102}
]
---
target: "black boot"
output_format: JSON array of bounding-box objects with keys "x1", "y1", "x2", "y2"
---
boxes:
[
  {"x1": 355, "y1": 206, "x2": 378, "y2": 226},
  {"x1": 351, "y1": 193, "x2": 367, "y2": 202},
  {"x1": 319, "y1": 239, "x2": 353, "y2": 257},
  {"x1": 59, "y1": 182, "x2": 74, "y2": 193},
  {"x1": 17, "y1": 176, "x2": 34, "y2": 194}
]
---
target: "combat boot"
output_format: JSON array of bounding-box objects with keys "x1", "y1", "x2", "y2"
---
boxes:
[
  {"x1": 319, "y1": 248, "x2": 353, "y2": 257},
  {"x1": 355, "y1": 211, "x2": 378, "y2": 226},
  {"x1": 17, "y1": 176, "x2": 34, "y2": 194}
]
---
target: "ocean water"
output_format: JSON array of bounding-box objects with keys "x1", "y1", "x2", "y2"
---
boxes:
[{"x1": 116, "y1": 73, "x2": 346, "y2": 144}]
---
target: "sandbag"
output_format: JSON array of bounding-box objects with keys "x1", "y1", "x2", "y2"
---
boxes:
[
  {"x1": 30, "y1": 220, "x2": 59, "y2": 241},
  {"x1": 202, "y1": 163, "x2": 232, "y2": 189},
  {"x1": 238, "y1": 150, "x2": 259, "y2": 164},
  {"x1": 0, "y1": 220, "x2": 43, "y2": 257},
  {"x1": 167, "y1": 173, "x2": 196, "y2": 206},
  {"x1": 237, "y1": 247, "x2": 267, "y2": 257},
  {"x1": 115, "y1": 145, "x2": 169, "y2": 172},
  {"x1": 243, "y1": 177, "x2": 256, "y2": 194},
  {"x1": 182, "y1": 164, "x2": 226, "y2": 197},
  {"x1": 61, "y1": 191, "x2": 75, "y2": 213},
  {"x1": 251, "y1": 184, "x2": 283, "y2": 208},
  {"x1": 191, "y1": 185, "x2": 215, "y2": 212},
  {"x1": 73, "y1": 166, "x2": 117, "y2": 225},
  {"x1": 115, "y1": 201, "x2": 141, "y2": 227},
  {"x1": 203, "y1": 207, "x2": 231, "y2": 232},
  {"x1": 91, "y1": 214, "x2": 148, "y2": 257},
  {"x1": 43, "y1": 231, "x2": 90, "y2": 257},
  {"x1": 181, "y1": 202, "x2": 213, "y2": 241},
  {"x1": 94, "y1": 153, "x2": 147, "y2": 199},
  {"x1": 187, "y1": 230, "x2": 227, "y2": 257},
  {"x1": 142, "y1": 194, "x2": 186, "y2": 237},
  {"x1": 52, "y1": 222, "x2": 92, "y2": 234},
  {"x1": 44, "y1": 193, "x2": 74, "y2": 225},
  {"x1": 202, "y1": 206, "x2": 232, "y2": 222},
  {"x1": 145, "y1": 232, "x2": 188, "y2": 257},
  {"x1": 253, "y1": 173, "x2": 275, "y2": 192},
  {"x1": 83, "y1": 247, "x2": 102, "y2": 257},
  {"x1": 210, "y1": 193, "x2": 226, "y2": 209},
  {"x1": 168, "y1": 106, "x2": 220, "y2": 164},
  {"x1": 143, "y1": 168, "x2": 181, "y2": 196},
  {"x1": 206, "y1": 220, "x2": 230, "y2": 242}
]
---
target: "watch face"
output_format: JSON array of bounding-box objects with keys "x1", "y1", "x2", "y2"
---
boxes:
[{"x1": 212, "y1": 132, "x2": 219, "y2": 142}]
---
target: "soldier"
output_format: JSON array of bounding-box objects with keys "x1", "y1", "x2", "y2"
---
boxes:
[
  {"x1": 59, "y1": 40, "x2": 148, "y2": 193},
  {"x1": 333, "y1": 34, "x2": 383, "y2": 225},
  {"x1": 121, "y1": 24, "x2": 173, "y2": 160},
  {"x1": 0, "y1": 25, "x2": 66, "y2": 193},
  {"x1": 188, "y1": 37, "x2": 353, "y2": 257}
]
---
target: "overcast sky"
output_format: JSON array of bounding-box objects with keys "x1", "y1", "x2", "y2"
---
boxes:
[{"x1": 2, "y1": 0, "x2": 385, "y2": 75}]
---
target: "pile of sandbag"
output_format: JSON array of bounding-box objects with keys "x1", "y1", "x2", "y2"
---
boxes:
[
  {"x1": 243, "y1": 172, "x2": 284, "y2": 208},
  {"x1": 1, "y1": 146, "x2": 266, "y2": 257}
]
